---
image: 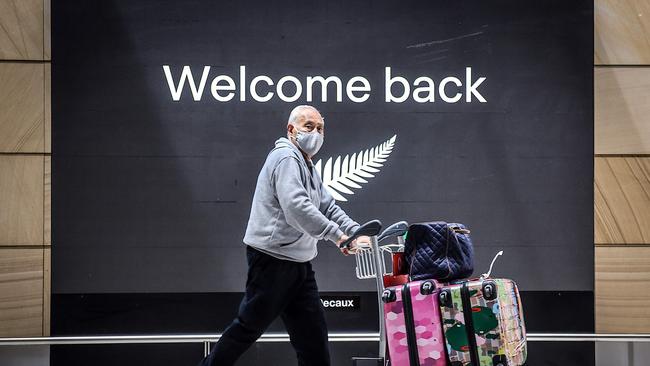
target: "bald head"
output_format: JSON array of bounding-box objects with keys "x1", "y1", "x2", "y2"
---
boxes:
[{"x1": 287, "y1": 105, "x2": 323, "y2": 128}]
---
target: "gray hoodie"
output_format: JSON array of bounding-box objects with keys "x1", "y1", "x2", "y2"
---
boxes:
[{"x1": 243, "y1": 137, "x2": 360, "y2": 262}]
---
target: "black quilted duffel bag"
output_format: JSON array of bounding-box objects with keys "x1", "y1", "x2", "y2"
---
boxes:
[{"x1": 404, "y1": 221, "x2": 474, "y2": 281}]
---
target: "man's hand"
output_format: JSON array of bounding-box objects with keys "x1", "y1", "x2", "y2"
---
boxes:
[
  {"x1": 336, "y1": 235, "x2": 372, "y2": 256},
  {"x1": 336, "y1": 234, "x2": 351, "y2": 256}
]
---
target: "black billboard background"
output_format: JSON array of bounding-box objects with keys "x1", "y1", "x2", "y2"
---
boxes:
[{"x1": 52, "y1": 0, "x2": 593, "y2": 364}]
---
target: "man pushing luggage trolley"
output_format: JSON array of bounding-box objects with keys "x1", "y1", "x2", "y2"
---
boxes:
[{"x1": 196, "y1": 105, "x2": 370, "y2": 366}]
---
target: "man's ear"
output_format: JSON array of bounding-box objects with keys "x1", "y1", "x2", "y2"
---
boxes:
[{"x1": 287, "y1": 124, "x2": 294, "y2": 136}]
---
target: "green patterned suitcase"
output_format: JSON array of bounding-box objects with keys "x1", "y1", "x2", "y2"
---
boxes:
[{"x1": 438, "y1": 277, "x2": 527, "y2": 366}]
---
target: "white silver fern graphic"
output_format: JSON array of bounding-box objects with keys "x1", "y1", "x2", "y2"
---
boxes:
[{"x1": 314, "y1": 135, "x2": 397, "y2": 202}]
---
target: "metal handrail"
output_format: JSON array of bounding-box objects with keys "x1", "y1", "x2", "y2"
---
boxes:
[
  {"x1": 2, "y1": 332, "x2": 649, "y2": 358},
  {"x1": 0, "y1": 333, "x2": 380, "y2": 346},
  {"x1": 2, "y1": 333, "x2": 650, "y2": 346}
]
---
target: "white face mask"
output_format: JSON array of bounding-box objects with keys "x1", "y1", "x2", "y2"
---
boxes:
[{"x1": 294, "y1": 129, "x2": 324, "y2": 157}]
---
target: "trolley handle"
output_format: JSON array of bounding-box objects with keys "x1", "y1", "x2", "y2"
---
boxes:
[
  {"x1": 339, "y1": 220, "x2": 383, "y2": 249},
  {"x1": 377, "y1": 221, "x2": 408, "y2": 242}
]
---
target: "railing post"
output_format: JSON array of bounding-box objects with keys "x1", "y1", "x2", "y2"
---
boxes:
[
  {"x1": 627, "y1": 341, "x2": 634, "y2": 366},
  {"x1": 370, "y1": 235, "x2": 386, "y2": 359},
  {"x1": 203, "y1": 340, "x2": 210, "y2": 357}
]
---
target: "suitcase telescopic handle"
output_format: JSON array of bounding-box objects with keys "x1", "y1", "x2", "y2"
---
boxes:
[{"x1": 339, "y1": 220, "x2": 383, "y2": 249}]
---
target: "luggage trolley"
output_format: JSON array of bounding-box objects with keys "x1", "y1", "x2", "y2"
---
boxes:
[{"x1": 338, "y1": 220, "x2": 410, "y2": 366}]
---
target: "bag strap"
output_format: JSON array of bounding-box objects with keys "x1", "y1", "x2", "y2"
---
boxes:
[{"x1": 448, "y1": 224, "x2": 471, "y2": 235}]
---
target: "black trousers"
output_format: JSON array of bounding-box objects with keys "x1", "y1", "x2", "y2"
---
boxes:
[{"x1": 196, "y1": 246, "x2": 330, "y2": 366}]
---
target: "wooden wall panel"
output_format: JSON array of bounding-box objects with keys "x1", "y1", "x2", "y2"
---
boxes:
[
  {"x1": 595, "y1": 157, "x2": 650, "y2": 244},
  {"x1": 0, "y1": 63, "x2": 45, "y2": 153},
  {"x1": 0, "y1": 156, "x2": 44, "y2": 246},
  {"x1": 0, "y1": 0, "x2": 44, "y2": 60},
  {"x1": 596, "y1": 246, "x2": 650, "y2": 333},
  {"x1": 42, "y1": 247, "x2": 49, "y2": 336},
  {"x1": 595, "y1": 0, "x2": 650, "y2": 334},
  {"x1": 0, "y1": 0, "x2": 50, "y2": 339},
  {"x1": 595, "y1": 0, "x2": 650, "y2": 64},
  {"x1": 43, "y1": 156, "x2": 50, "y2": 246},
  {"x1": 43, "y1": 0, "x2": 50, "y2": 60},
  {"x1": 44, "y1": 63, "x2": 51, "y2": 153},
  {"x1": 595, "y1": 67, "x2": 650, "y2": 154},
  {"x1": 0, "y1": 248, "x2": 44, "y2": 337}
]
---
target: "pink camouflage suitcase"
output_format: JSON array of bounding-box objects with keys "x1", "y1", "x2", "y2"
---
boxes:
[{"x1": 382, "y1": 279, "x2": 447, "y2": 366}]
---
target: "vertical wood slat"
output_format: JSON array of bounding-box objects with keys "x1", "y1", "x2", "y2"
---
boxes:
[
  {"x1": 44, "y1": 63, "x2": 51, "y2": 153},
  {"x1": 595, "y1": 0, "x2": 650, "y2": 334},
  {"x1": 42, "y1": 247, "x2": 49, "y2": 336},
  {"x1": 0, "y1": 248, "x2": 44, "y2": 337},
  {"x1": 0, "y1": 0, "x2": 44, "y2": 60},
  {"x1": 595, "y1": 0, "x2": 650, "y2": 65},
  {"x1": 42, "y1": 0, "x2": 50, "y2": 337},
  {"x1": 596, "y1": 246, "x2": 650, "y2": 333},
  {"x1": 43, "y1": 156, "x2": 50, "y2": 246},
  {"x1": 0, "y1": 156, "x2": 44, "y2": 246},
  {"x1": 43, "y1": 0, "x2": 50, "y2": 61}
]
